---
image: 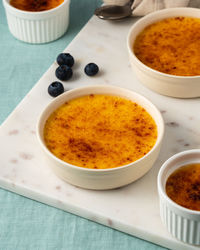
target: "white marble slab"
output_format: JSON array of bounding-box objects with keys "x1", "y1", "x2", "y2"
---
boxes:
[{"x1": 0, "y1": 15, "x2": 200, "y2": 250}]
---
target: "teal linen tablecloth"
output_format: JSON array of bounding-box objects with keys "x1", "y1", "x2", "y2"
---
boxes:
[{"x1": 0, "y1": 1, "x2": 168, "y2": 249}]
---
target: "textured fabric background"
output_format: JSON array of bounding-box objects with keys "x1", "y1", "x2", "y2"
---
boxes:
[
  {"x1": 0, "y1": 1, "x2": 168, "y2": 249},
  {"x1": 103, "y1": 0, "x2": 200, "y2": 16}
]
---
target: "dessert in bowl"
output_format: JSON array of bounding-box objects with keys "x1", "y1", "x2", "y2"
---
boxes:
[
  {"x1": 158, "y1": 149, "x2": 200, "y2": 245},
  {"x1": 127, "y1": 7, "x2": 200, "y2": 98},
  {"x1": 37, "y1": 85, "x2": 164, "y2": 190},
  {"x1": 3, "y1": 0, "x2": 70, "y2": 43},
  {"x1": 9, "y1": 0, "x2": 64, "y2": 12}
]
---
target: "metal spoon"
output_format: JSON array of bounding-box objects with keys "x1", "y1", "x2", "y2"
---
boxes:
[{"x1": 95, "y1": 0, "x2": 134, "y2": 20}]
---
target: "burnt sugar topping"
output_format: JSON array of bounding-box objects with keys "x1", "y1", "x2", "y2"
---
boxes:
[
  {"x1": 134, "y1": 17, "x2": 200, "y2": 76},
  {"x1": 166, "y1": 163, "x2": 200, "y2": 211},
  {"x1": 43, "y1": 94, "x2": 157, "y2": 169},
  {"x1": 10, "y1": 0, "x2": 64, "y2": 12}
]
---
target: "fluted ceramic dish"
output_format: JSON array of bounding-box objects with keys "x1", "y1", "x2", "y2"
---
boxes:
[
  {"x1": 157, "y1": 149, "x2": 200, "y2": 245},
  {"x1": 3, "y1": 0, "x2": 70, "y2": 44},
  {"x1": 37, "y1": 85, "x2": 164, "y2": 190},
  {"x1": 127, "y1": 7, "x2": 200, "y2": 98}
]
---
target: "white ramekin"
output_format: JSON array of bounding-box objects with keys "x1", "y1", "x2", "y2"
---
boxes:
[
  {"x1": 158, "y1": 149, "x2": 200, "y2": 245},
  {"x1": 37, "y1": 85, "x2": 164, "y2": 190},
  {"x1": 127, "y1": 8, "x2": 200, "y2": 98},
  {"x1": 3, "y1": 0, "x2": 70, "y2": 44}
]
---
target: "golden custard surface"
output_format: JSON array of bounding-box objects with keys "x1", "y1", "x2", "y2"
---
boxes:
[
  {"x1": 10, "y1": 0, "x2": 64, "y2": 11},
  {"x1": 44, "y1": 94, "x2": 157, "y2": 169},
  {"x1": 166, "y1": 163, "x2": 200, "y2": 211},
  {"x1": 134, "y1": 17, "x2": 200, "y2": 76}
]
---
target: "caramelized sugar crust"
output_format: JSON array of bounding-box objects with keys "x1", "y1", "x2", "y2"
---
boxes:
[
  {"x1": 134, "y1": 17, "x2": 200, "y2": 76},
  {"x1": 166, "y1": 163, "x2": 200, "y2": 211},
  {"x1": 10, "y1": 0, "x2": 64, "y2": 11},
  {"x1": 44, "y1": 94, "x2": 157, "y2": 169}
]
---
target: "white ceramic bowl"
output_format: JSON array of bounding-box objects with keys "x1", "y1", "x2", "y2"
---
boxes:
[
  {"x1": 3, "y1": 0, "x2": 70, "y2": 44},
  {"x1": 158, "y1": 149, "x2": 200, "y2": 245},
  {"x1": 127, "y1": 7, "x2": 200, "y2": 98},
  {"x1": 37, "y1": 85, "x2": 164, "y2": 190}
]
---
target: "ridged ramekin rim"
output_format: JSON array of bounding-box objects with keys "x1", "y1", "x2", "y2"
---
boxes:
[
  {"x1": 3, "y1": 0, "x2": 70, "y2": 17},
  {"x1": 157, "y1": 149, "x2": 200, "y2": 215}
]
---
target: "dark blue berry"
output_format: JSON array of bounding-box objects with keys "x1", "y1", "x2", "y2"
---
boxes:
[
  {"x1": 48, "y1": 81, "x2": 64, "y2": 97},
  {"x1": 55, "y1": 65, "x2": 73, "y2": 81},
  {"x1": 84, "y1": 63, "x2": 99, "y2": 76},
  {"x1": 56, "y1": 53, "x2": 74, "y2": 67}
]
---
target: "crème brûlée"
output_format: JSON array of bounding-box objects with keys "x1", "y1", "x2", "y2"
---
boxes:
[
  {"x1": 134, "y1": 17, "x2": 200, "y2": 76},
  {"x1": 166, "y1": 163, "x2": 200, "y2": 211},
  {"x1": 44, "y1": 94, "x2": 157, "y2": 169},
  {"x1": 10, "y1": 0, "x2": 64, "y2": 12}
]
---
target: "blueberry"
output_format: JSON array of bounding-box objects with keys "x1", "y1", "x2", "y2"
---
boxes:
[
  {"x1": 56, "y1": 53, "x2": 74, "y2": 67},
  {"x1": 84, "y1": 63, "x2": 99, "y2": 76},
  {"x1": 48, "y1": 81, "x2": 64, "y2": 97},
  {"x1": 55, "y1": 65, "x2": 73, "y2": 81}
]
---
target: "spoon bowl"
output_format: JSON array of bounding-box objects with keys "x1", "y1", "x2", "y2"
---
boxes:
[{"x1": 95, "y1": 0, "x2": 134, "y2": 20}]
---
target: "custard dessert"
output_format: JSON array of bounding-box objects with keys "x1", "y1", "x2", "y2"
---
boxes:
[
  {"x1": 10, "y1": 0, "x2": 64, "y2": 12},
  {"x1": 44, "y1": 94, "x2": 157, "y2": 169},
  {"x1": 134, "y1": 17, "x2": 200, "y2": 76},
  {"x1": 166, "y1": 163, "x2": 200, "y2": 211}
]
